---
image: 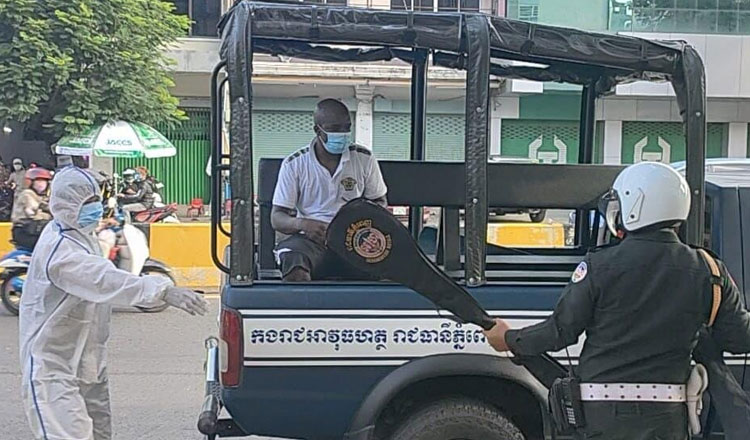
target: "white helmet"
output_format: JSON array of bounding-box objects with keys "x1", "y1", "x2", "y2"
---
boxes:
[{"x1": 600, "y1": 162, "x2": 691, "y2": 235}]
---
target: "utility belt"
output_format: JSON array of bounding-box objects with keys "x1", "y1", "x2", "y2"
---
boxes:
[{"x1": 549, "y1": 366, "x2": 708, "y2": 435}]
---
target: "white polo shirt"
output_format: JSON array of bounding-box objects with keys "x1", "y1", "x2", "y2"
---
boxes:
[{"x1": 272, "y1": 143, "x2": 388, "y2": 224}]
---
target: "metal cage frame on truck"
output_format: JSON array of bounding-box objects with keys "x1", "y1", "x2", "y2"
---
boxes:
[{"x1": 211, "y1": 0, "x2": 708, "y2": 286}]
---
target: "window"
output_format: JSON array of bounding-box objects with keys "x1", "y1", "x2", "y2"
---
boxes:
[
  {"x1": 168, "y1": 0, "x2": 221, "y2": 37},
  {"x1": 437, "y1": 0, "x2": 481, "y2": 12},
  {"x1": 518, "y1": 4, "x2": 540, "y2": 21},
  {"x1": 609, "y1": 0, "x2": 750, "y2": 34},
  {"x1": 392, "y1": 0, "x2": 478, "y2": 11},
  {"x1": 391, "y1": 0, "x2": 435, "y2": 10}
]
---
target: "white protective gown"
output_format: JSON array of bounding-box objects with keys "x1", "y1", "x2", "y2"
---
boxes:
[{"x1": 19, "y1": 166, "x2": 172, "y2": 440}]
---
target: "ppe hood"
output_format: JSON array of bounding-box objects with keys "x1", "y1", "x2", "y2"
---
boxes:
[{"x1": 50, "y1": 167, "x2": 100, "y2": 230}]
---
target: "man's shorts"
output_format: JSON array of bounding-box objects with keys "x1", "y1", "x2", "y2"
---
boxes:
[{"x1": 274, "y1": 234, "x2": 373, "y2": 280}]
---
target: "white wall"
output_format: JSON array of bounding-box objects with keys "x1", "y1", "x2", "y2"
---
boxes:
[{"x1": 621, "y1": 33, "x2": 750, "y2": 99}]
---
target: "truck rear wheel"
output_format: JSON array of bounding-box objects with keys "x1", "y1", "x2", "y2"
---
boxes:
[{"x1": 390, "y1": 397, "x2": 524, "y2": 440}]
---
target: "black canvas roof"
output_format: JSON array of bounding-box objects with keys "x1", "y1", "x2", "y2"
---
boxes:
[{"x1": 219, "y1": 1, "x2": 705, "y2": 102}]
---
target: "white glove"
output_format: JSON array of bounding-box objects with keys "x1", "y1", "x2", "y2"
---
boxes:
[{"x1": 162, "y1": 287, "x2": 209, "y2": 316}]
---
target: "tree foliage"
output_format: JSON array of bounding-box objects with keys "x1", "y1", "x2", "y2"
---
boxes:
[{"x1": 0, "y1": 0, "x2": 189, "y2": 145}]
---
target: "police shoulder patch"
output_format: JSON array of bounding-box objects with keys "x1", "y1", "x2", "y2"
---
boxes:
[{"x1": 571, "y1": 261, "x2": 588, "y2": 283}]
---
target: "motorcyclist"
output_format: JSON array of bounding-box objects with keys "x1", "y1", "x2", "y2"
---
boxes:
[
  {"x1": 136, "y1": 166, "x2": 164, "y2": 202},
  {"x1": 119, "y1": 169, "x2": 138, "y2": 195},
  {"x1": 11, "y1": 167, "x2": 53, "y2": 250},
  {"x1": 6, "y1": 157, "x2": 26, "y2": 192},
  {"x1": 118, "y1": 168, "x2": 155, "y2": 215}
]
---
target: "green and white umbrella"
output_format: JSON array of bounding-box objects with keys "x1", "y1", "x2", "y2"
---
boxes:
[{"x1": 56, "y1": 121, "x2": 177, "y2": 159}]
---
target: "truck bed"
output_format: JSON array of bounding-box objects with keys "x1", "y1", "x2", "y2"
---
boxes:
[{"x1": 221, "y1": 281, "x2": 566, "y2": 439}]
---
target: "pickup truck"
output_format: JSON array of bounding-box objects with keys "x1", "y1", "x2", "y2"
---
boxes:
[
  {"x1": 200, "y1": 160, "x2": 749, "y2": 440},
  {"x1": 198, "y1": 3, "x2": 721, "y2": 439}
]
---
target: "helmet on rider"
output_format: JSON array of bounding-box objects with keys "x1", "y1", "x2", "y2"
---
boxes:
[
  {"x1": 122, "y1": 169, "x2": 136, "y2": 184},
  {"x1": 25, "y1": 167, "x2": 53, "y2": 195},
  {"x1": 599, "y1": 161, "x2": 691, "y2": 236}
]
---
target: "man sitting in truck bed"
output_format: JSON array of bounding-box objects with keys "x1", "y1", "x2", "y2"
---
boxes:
[{"x1": 271, "y1": 98, "x2": 388, "y2": 282}]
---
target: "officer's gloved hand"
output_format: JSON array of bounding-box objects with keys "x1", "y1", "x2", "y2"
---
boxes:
[{"x1": 162, "y1": 287, "x2": 209, "y2": 316}]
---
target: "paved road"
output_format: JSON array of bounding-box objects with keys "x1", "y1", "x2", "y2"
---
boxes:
[{"x1": 0, "y1": 297, "x2": 279, "y2": 440}]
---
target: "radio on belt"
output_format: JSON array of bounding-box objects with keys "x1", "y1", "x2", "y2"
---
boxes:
[{"x1": 549, "y1": 376, "x2": 586, "y2": 434}]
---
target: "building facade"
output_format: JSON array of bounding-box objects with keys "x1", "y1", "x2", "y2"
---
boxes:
[{"x1": 145, "y1": 0, "x2": 750, "y2": 201}]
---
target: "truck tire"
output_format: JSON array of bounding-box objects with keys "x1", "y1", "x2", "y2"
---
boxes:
[{"x1": 390, "y1": 397, "x2": 524, "y2": 440}]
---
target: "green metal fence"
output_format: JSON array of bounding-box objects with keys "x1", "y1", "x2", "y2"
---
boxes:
[{"x1": 114, "y1": 108, "x2": 211, "y2": 204}]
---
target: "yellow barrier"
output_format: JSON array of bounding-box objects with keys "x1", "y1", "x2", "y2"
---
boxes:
[
  {"x1": 0, "y1": 220, "x2": 564, "y2": 288},
  {"x1": 487, "y1": 221, "x2": 566, "y2": 248},
  {"x1": 0, "y1": 223, "x2": 12, "y2": 256},
  {"x1": 0, "y1": 222, "x2": 228, "y2": 289},
  {"x1": 149, "y1": 223, "x2": 229, "y2": 289}
]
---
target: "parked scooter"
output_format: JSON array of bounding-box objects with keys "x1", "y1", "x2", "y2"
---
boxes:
[{"x1": 0, "y1": 247, "x2": 31, "y2": 315}]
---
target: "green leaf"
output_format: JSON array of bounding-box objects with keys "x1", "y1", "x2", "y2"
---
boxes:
[{"x1": 0, "y1": 0, "x2": 189, "y2": 143}]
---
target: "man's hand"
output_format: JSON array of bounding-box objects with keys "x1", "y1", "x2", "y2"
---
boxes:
[
  {"x1": 298, "y1": 218, "x2": 328, "y2": 245},
  {"x1": 483, "y1": 318, "x2": 512, "y2": 352}
]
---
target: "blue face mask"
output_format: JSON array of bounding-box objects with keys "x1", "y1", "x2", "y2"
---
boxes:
[
  {"x1": 319, "y1": 129, "x2": 351, "y2": 155},
  {"x1": 78, "y1": 202, "x2": 103, "y2": 229}
]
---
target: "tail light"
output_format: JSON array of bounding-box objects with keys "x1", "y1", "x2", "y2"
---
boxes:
[{"x1": 219, "y1": 307, "x2": 243, "y2": 387}]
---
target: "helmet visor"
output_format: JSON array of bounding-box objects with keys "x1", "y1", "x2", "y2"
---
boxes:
[{"x1": 598, "y1": 189, "x2": 621, "y2": 236}]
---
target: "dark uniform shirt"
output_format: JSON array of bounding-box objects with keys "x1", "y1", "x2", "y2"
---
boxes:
[{"x1": 506, "y1": 228, "x2": 750, "y2": 384}]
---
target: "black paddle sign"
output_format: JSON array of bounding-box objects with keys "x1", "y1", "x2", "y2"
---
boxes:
[{"x1": 327, "y1": 198, "x2": 496, "y2": 330}]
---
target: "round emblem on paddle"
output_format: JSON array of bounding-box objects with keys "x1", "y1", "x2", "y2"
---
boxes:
[{"x1": 345, "y1": 219, "x2": 392, "y2": 263}]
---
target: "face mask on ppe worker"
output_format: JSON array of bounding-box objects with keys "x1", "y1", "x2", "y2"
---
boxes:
[
  {"x1": 78, "y1": 202, "x2": 103, "y2": 230},
  {"x1": 317, "y1": 127, "x2": 351, "y2": 155}
]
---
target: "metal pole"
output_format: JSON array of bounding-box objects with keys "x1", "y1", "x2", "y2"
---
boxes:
[
  {"x1": 210, "y1": 62, "x2": 229, "y2": 274},
  {"x1": 576, "y1": 84, "x2": 596, "y2": 248},
  {"x1": 681, "y1": 48, "x2": 707, "y2": 246},
  {"x1": 226, "y1": 11, "x2": 255, "y2": 285},
  {"x1": 463, "y1": 15, "x2": 491, "y2": 286},
  {"x1": 409, "y1": 49, "x2": 428, "y2": 240}
]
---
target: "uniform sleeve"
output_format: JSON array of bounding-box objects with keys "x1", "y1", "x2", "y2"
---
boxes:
[
  {"x1": 710, "y1": 261, "x2": 750, "y2": 354},
  {"x1": 363, "y1": 156, "x2": 388, "y2": 200},
  {"x1": 272, "y1": 160, "x2": 298, "y2": 210},
  {"x1": 46, "y1": 241, "x2": 173, "y2": 307},
  {"x1": 505, "y1": 257, "x2": 597, "y2": 356}
]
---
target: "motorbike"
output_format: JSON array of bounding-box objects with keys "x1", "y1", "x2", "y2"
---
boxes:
[
  {"x1": 112, "y1": 173, "x2": 179, "y2": 224},
  {"x1": 0, "y1": 220, "x2": 175, "y2": 315},
  {"x1": 131, "y1": 202, "x2": 179, "y2": 224},
  {"x1": 0, "y1": 247, "x2": 31, "y2": 315},
  {"x1": 99, "y1": 221, "x2": 175, "y2": 313}
]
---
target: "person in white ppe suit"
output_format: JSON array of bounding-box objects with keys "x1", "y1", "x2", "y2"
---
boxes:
[{"x1": 19, "y1": 166, "x2": 208, "y2": 440}]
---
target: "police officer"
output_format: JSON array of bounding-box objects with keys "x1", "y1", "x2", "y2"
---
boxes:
[{"x1": 483, "y1": 161, "x2": 750, "y2": 440}]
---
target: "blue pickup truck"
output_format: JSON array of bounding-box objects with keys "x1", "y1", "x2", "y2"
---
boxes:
[{"x1": 196, "y1": 3, "x2": 736, "y2": 440}]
